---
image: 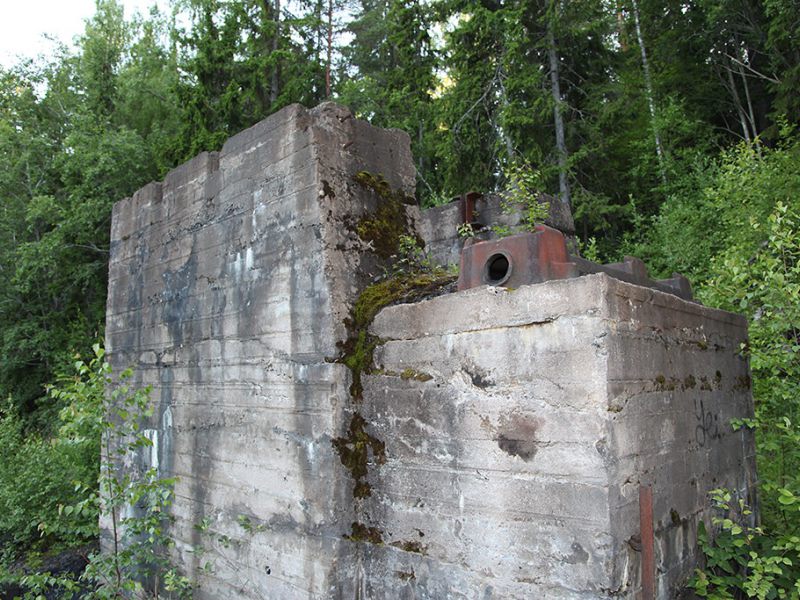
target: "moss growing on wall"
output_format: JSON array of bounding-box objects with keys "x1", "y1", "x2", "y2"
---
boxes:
[
  {"x1": 352, "y1": 171, "x2": 422, "y2": 259},
  {"x1": 339, "y1": 329, "x2": 380, "y2": 400},
  {"x1": 352, "y1": 171, "x2": 415, "y2": 205},
  {"x1": 400, "y1": 368, "x2": 433, "y2": 382},
  {"x1": 390, "y1": 540, "x2": 428, "y2": 555},
  {"x1": 352, "y1": 270, "x2": 456, "y2": 331},
  {"x1": 344, "y1": 521, "x2": 383, "y2": 544},
  {"x1": 332, "y1": 190, "x2": 457, "y2": 542},
  {"x1": 332, "y1": 413, "x2": 387, "y2": 499},
  {"x1": 339, "y1": 269, "x2": 455, "y2": 400}
]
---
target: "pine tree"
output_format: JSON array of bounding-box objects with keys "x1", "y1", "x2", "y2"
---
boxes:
[{"x1": 339, "y1": 0, "x2": 440, "y2": 200}]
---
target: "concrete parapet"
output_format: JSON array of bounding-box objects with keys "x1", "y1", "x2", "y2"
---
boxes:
[{"x1": 106, "y1": 102, "x2": 420, "y2": 598}]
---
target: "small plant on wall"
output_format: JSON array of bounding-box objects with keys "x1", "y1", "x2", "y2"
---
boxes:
[
  {"x1": 6, "y1": 345, "x2": 193, "y2": 599},
  {"x1": 499, "y1": 160, "x2": 550, "y2": 236}
]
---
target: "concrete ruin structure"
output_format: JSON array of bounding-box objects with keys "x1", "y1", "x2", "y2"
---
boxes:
[{"x1": 105, "y1": 103, "x2": 757, "y2": 599}]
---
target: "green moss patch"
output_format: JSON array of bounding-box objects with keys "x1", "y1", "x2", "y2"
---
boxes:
[
  {"x1": 332, "y1": 413, "x2": 387, "y2": 499},
  {"x1": 400, "y1": 368, "x2": 433, "y2": 382},
  {"x1": 332, "y1": 206, "x2": 456, "y2": 532},
  {"x1": 344, "y1": 521, "x2": 383, "y2": 545},
  {"x1": 339, "y1": 329, "x2": 380, "y2": 400},
  {"x1": 352, "y1": 270, "x2": 456, "y2": 331},
  {"x1": 390, "y1": 539, "x2": 428, "y2": 555},
  {"x1": 353, "y1": 171, "x2": 414, "y2": 205},
  {"x1": 352, "y1": 171, "x2": 421, "y2": 259},
  {"x1": 339, "y1": 269, "x2": 455, "y2": 399}
]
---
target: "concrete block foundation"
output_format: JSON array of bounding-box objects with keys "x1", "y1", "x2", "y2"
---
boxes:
[
  {"x1": 365, "y1": 275, "x2": 755, "y2": 598},
  {"x1": 105, "y1": 103, "x2": 756, "y2": 599}
]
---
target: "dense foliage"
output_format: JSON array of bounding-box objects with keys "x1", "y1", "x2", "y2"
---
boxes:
[
  {"x1": 0, "y1": 0, "x2": 798, "y2": 595},
  {"x1": 654, "y1": 138, "x2": 800, "y2": 596},
  {"x1": 1, "y1": 346, "x2": 191, "y2": 598}
]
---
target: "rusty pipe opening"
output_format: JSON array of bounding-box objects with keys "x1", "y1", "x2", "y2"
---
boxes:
[{"x1": 484, "y1": 252, "x2": 512, "y2": 286}]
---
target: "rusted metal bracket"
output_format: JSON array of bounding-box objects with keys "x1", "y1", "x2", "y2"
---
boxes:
[
  {"x1": 453, "y1": 191, "x2": 482, "y2": 226},
  {"x1": 457, "y1": 225, "x2": 693, "y2": 301}
]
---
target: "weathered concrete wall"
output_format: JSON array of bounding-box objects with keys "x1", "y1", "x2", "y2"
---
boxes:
[
  {"x1": 364, "y1": 275, "x2": 755, "y2": 598},
  {"x1": 106, "y1": 102, "x2": 756, "y2": 599},
  {"x1": 106, "y1": 102, "x2": 420, "y2": 598}
]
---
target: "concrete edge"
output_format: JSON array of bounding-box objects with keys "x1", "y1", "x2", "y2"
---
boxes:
[{"x1": 371, "y1": 273, "x2": 748, "y2": 341}]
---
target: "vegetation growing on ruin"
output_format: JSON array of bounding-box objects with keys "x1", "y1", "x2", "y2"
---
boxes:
[
  {"x1": 390, "y1": 540, "x2": 428, "y2": 556},
  {"x1": 344, "y1": 522, "x2": 383, "y2": 545},
  {"x1": 340, "y1": 269, "x2": 455, "y2": 399},
  {"x1": 351, "y1": 267, "x2": 456, "y2": 332},
  {"x1": 353, "y1": 171, "x2": 421, "y2": 259},
  {"x1": 0, "y1": 0, "x2": 799, "y2": 593},
  {"x1": 399, "y1": 368, "x2": 433, "y2": 383},
  {"x1": 332, "y1": 413, "x2": 387, "y2": 500},
  {"x1": 338, "y1": 233, "x2": 455, "y2": 401},
  {"x1": 332, "y1": 235, "x2": 453, "y2": 548},
  {"x1": 500, "y1": 161, "x2": 551, "y2": 234}
]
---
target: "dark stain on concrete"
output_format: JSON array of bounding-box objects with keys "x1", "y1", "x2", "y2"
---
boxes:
[
  {"x1": 466, "y1": 366, "x2": 494, "y2": 389},
  {"x1": 564, "y1": 542, "x2": 589, "y2": 564},
  {"x1": 162, "y1": 250, "x2": 198, "y2": 346},
  {"x1": 495, "y1": 414, "x2": 541, "y2": 461}
]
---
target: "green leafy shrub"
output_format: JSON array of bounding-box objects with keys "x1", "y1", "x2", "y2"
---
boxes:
[
  {"x1": 690, "y1": 199, "x2": 800, "y2": 595},
  {"x1": 501, "y1": 161, "x2": 550, "y2": 233},
  {"x1": 702, "y1": 203, "x2": 800, "y2": 529},
  {"x1": 691, "y1": 490, "x2": 800, "y2": 599},
  {"x1": 0, "y1": 376, "x2": 100, "y2": 562},
  {"x1": 1, "y1": 345, "x2": 193, "y2": 599},
  {"x1": 633, "y1": 130, "x2": 800, "y2": 286}
]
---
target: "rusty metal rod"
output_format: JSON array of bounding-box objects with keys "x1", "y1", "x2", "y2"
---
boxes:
[{"x1": 640, "y1": 485, "x2": 655, "y2": 600}]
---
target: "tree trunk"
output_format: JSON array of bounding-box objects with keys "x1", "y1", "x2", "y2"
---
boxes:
[
  {"x1": 498, "y1": 67, "x2": 516, "y2": 160},
  {"x1": 326, "y1": 0, "x2": 333, "y2": 98},
  {"x1": 547, "y1": 5, "x2": 572, "y2": 222},
  {"x1": 726, "y1": 63, "x2": 752, "y2": 143},
  {"x1": 270, "y1": 0, "x2": 281, "y2": 106},
  {"x1": 738, "y1": 62, "x2": 758, "y2": 140},
  {"x1": 631, "y1": 0, "x2": 666, "y2": 185},
  {"x1": 616, "y1": 0, "x2": 628, "y2": 51}
]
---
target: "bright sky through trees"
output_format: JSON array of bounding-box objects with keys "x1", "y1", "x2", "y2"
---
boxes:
[{"x1": 0, "y1": 0, "x2": 168, "y2": 67}]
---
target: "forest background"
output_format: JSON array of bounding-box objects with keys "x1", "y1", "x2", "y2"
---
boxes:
[{"x1": 0, "y1": 0, "x2": 798, "y2": 596}]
